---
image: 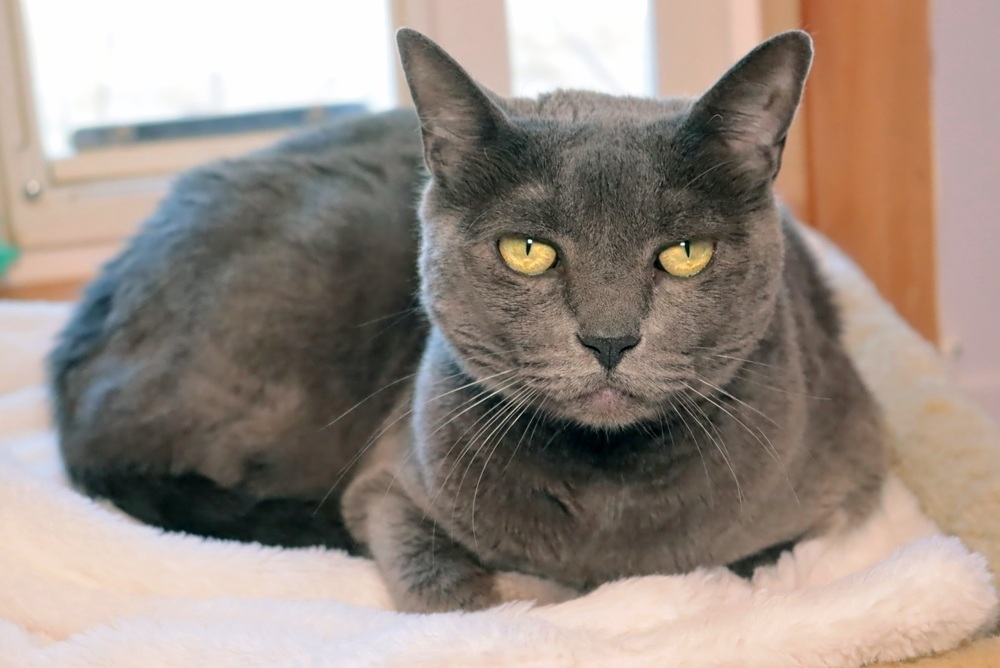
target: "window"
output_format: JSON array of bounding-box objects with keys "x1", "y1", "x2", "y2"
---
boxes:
[
  {"x1": 0, "y1": 0, "x2": 795, "y2": 288},
  {"x1": 23, "y1": 1, "x2": 395, "y2": 161}
]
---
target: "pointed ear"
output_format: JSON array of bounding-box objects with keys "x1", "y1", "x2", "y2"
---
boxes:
[
  {"x1": 396, "y1": 28, "x2": 510, "y2": 185},
  {"x1": 684, "y1": 30, "x2": 813, "y2": 181}
]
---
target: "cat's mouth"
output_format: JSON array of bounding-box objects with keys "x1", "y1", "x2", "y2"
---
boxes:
[
  {"x1": 575, "y1": 385, "x2": 643, "y2": 424},
  {"x1": 581, "y1": 386, "x2": 631, "y2": 408},
  {"x1": 539, "y1": 378, "x2": 655, "y2": 428}
]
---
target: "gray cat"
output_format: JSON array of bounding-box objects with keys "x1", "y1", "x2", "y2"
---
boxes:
[{"x1": 50, "y1": 29, "x2": 887, "y2": 612}]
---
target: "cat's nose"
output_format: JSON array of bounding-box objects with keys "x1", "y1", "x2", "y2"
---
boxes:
[{"x1": 577, "y1": 334, "x2": 641, "y2": 371}]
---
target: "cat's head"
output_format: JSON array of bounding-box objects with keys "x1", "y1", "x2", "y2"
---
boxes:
[{"x1": 398, "y1": 28, "x2": 812, "y2": 429}]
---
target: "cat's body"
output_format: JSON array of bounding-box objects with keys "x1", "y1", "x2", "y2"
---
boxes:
[
  {"x1": 52, "y1": 110, "x2": 428, "y2": 548},
  {"x1": 51, "y1": 30, "x2": 887, "y2": 611}
]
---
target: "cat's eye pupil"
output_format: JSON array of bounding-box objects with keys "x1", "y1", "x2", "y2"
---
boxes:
[
  {"x1": 525, "y1": 238, "x2": 533, "y2": 256},
  {"x1": 682, "y1": 240, "x2": 690, "y2": 257}
]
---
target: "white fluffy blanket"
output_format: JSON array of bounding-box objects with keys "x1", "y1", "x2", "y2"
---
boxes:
[{"x1": 1, "y1": 235, "x2": 997, "y2": 667}]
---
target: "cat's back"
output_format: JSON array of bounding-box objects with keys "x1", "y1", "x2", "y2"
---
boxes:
[
  {"x1": 138, "y1": 108, "x2": 423, "y2": 271},
  {"x1": 50, "y1": 109, "x2": 428, "y2": 546}
]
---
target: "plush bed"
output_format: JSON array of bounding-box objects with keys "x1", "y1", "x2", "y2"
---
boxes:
[{"x1": 1, "y1": 232, "x2": 998, "y2": 667}]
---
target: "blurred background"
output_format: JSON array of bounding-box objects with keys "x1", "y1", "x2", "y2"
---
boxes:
[{"x1": 0, "y1": 0, "x2": 996, "y2": 418}]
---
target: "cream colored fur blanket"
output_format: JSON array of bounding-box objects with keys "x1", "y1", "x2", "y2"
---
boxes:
[{"x1": 0, "y1": 233, "x2": 998, "y2": 667}]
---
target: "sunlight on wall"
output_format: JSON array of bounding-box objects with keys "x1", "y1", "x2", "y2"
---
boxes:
[{"x1": 506, "y1": 0, "x2": 654, "y2": 98}]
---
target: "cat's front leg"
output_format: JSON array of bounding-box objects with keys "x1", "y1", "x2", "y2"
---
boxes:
[
  {"x1": 344, "y1": 466, "x2": 575, "y2": 612},
  {"x1": 369, "y1": 490, "x2": 504, "y2": 612}
]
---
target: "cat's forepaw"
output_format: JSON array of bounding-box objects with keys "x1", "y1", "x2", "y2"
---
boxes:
[{"x1": 494, "y1": 572, "x2": 579, "y2": 607}]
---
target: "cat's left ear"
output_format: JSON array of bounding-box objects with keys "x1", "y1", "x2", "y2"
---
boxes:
[{"x1": 684, "y1": 30, "x2": 813, "y2": 181}]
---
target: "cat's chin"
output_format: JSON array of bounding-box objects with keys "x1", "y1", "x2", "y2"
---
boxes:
[{"x1": 559, "y1": 387, "x2": 655, "y2": 429}]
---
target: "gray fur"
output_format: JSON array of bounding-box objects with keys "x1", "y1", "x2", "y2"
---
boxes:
[
  {"x1": 50, "y1": 29, "x2": 887, "y2": 610},
  {"x1": 50, "y1": 111, "x2": 428, "y2": 547}
]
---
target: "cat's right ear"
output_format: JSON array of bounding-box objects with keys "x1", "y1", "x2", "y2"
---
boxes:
[{"x1": 396, "y1": 28, "x2": 511, "y2": 185}]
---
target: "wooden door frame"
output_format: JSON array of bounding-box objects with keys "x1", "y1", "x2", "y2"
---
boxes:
[{"x1": 797, "y1": 0, "x2": 937, "y2": 341}]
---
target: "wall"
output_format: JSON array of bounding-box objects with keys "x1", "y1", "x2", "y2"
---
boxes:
[{"x1": 932, "y1": 0, "x2": 1000, "y2": 420}]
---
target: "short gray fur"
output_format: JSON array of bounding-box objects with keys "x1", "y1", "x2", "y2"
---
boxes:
[{"x1": 50, "y1": 29, "x2": 887, "y2": 611}]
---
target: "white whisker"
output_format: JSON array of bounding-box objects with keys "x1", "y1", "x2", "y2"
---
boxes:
[
  {"x1": 677, "y1": 391, "x2": 745, "y2": 510},
  {"x1": 471, "y1": 388, "x2": 538, "y2": 552}
]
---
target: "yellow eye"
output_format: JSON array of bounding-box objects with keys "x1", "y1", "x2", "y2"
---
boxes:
[
  {"x1": 498, "y1": 236, "x2": 557, "y2": 276},
  {"x1": 657, "y1": 240, "x2": 714, "y2": 277}
]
